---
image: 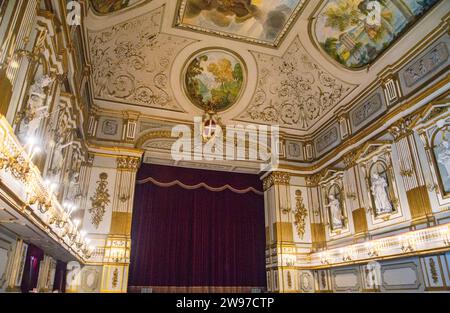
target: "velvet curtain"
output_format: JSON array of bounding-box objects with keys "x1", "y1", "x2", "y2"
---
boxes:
[
  {"x1": 128, "y1": 164, "x2": 266, "y2": 290},
  {"x1": 53, "y1": 260, "x2": 67, "y2": 293},
  {"x1": 21, "y1": 244, "x2": 44, "y2": 293}
]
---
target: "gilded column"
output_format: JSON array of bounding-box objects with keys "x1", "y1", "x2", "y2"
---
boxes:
[
  {"x1": 305, "y1": 174, "x2": 326, "y2": 250},
  {"x1": 343, "y1": 150, "x2": 368, "y2": 236},
  {"x1": 100, "y1": 156, "x2": 140, "y2": 293},
  {"x1": 389, "y1": 117, "x2": 432, "y2": 222},
  {"x1": 263, "y1": 171, "x2": 294, "y2": 293}
]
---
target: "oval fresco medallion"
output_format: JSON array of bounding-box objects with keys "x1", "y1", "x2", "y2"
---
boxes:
[{"x1": 184, "y1": 49, "x2": 246, "y2": 112}]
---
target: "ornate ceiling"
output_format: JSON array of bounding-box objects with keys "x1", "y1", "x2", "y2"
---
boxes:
[
  {"x1": 314, "y1": 0, "x2": 439, "y2": 69},
  {"x1": 85, "y1": 0, "x2": 445, "y2": 139},
  {"x1": 90, "y1": 0, "x2": 147, "y2": 14},
  {"x1": 174, "y1": 0, "x2": 307, "y2": 47}
]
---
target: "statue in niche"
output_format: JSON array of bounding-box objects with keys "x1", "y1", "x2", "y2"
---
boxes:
[
  {"x1": 436, "y1": 139, "x2": 450, "y2": 175},
  {"x1": 326, "y1": 194, "x2": 343, "y2": 230},
  {"x1": 17, "y1": 75, "x2": 54, "y2": 143},
  {"x1": 370, "y1": 173, "x2": 393, "y2": 215},
  {"x1": 66, "y1": 170, "x2": 82, "y2": 204},
  {"x1": 48, "y1": 122, "x2": 73, "y2": 183}
]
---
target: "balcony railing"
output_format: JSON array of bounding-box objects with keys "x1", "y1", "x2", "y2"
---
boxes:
[{"x1": 0, "y1": 116, "x2": 91, "y2": 262}]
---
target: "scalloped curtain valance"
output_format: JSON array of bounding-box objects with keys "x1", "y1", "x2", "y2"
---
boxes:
[{"x1": 136, "y1": 164, "x2": 264, "y2": 196}]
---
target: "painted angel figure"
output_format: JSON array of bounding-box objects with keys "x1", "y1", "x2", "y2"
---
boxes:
[
  {"x1": 370, "y1": 173, "x2": 393, "y2": 215},
  {"x1": 326, "y1": 194, "x2": 343, "y2": 229},
  {"x1": 437, "y1": 140, "x2": 450, "y2": 175}
]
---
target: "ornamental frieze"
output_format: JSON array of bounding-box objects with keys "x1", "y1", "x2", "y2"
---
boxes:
[
  {"x1": 399, "y1": 34, "x2": 450, "y2": 96},
  {"x1": 349, "y1": 89, "x2": 386, "y2": 132}
]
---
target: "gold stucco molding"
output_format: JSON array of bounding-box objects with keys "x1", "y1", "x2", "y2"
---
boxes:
[
  {"x1": 263, "y1": 171, "x2": 291, "y2": 191},
  {"x1": 116, "y1": 156, "x2": 141, "y2": 171}
]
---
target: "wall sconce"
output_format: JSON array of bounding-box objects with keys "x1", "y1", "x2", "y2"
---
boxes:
[
  {"x1": 119, "y1": 194, "x2": 130, "y2": 203},
  {"x1": 346, "y1": 192, "x2": 357, "y2": 200},
  {"x1": 28, "y1": 194, "x2": 51, "y2": 214},
  {"x1": 48, "y1": 214, "x2": 64, "y2": 227},
  {"x1": 67, "y1": 219, "x2": 80, "y2": 243},
  {"x1": 426, "y1": 182, "x2": 439, "y2": 193},
  {"x1": 82, "y1": 246, "x2": 93, "y2": 259},
  {"x1": 342, "y1": 248, "x2": 353, "y2": 262},
  {"x1": 400, "y1": 169, "x2": 414, "y2": 178},
  {"x1": 283, "y1": 254, "x2": 296, "y2": 266},
  {"x1": 366, "y1": 242, "x2": 379, "y2": 257},
  {"x1": 320, "y1": 253, "x2": 330, "y2": 265},
  {"x1": 441, "y1": 227, "x2": 450, "y2": 246},
  {"x1": 400, "y1": 235, "x2": 415, "y2": 253}
]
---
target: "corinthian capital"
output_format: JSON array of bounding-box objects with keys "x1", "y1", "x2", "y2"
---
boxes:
[
  {"x1": 263, "y1": 171, "x2": 290, "y2": 191},
  {"x1": 388, "y1": 117, "x2": 414, "y2": 141},
  {"x1": 117, "y1": 156, "x2": 141, "y2": 171}
]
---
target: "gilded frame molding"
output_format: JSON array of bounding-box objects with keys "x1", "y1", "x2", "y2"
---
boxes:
[
  {"x1": 180, "y1": 47, "x2": 248, "y2": 113},
  {"x1": 173, "y1": 0, "x2": 308, "y2": 48},
  {"x1": 307, "y1": 0, "x2": 445, "y2": 71}
]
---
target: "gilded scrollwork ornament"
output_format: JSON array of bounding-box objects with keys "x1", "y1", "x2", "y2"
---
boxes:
[
  {"x1": 239, "y1": 38, "x2": 354, "y2": 130},
  {"x1": 89, "y1": 173, "x2": 110, "y2": 228},
  {"x1": 117, "y1": 156, "x2": 140, "y2": 170},
  {"x1": 388, "y1": 117, "x2": 414, "y2": 141},
  {"x1": 293, "y1": 190, "x2": 308, "y2": 239},
  {"x1": 263, "y1": 171, "x2": 290, "y2": 191},
  {"x1": 342, "y1": 150, "x2": 357, "y2": 169}
]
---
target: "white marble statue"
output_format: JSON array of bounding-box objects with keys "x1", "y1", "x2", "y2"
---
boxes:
[
  {"x1": 49, "y1": 132, "x2": 72, "y2": 178},
  {"x1": 326, "y1": 194, "x2": 343, "y2": 229},
  {"x1": 437, "y1": 140, "x2": 450, "y2": 175},
  {"x1": 66, "y1": 171, "x2": 81, "y2": 203},
  {"x1": 30, "y1": 75, "x2": 54, "y2": 96},
  {"x1": 17, "y1": 75, "x2": 54, "y2": 143},
  {"x1": 370, "y1": 173, "x2": 393, "y2": 215}
]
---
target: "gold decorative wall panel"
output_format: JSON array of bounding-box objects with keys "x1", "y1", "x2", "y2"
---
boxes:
[
  {"x1": 110, "y1": 212, "x2": 132, "y2": 236},
  {"x1": 273, "y1": 222, "x2": 293, "y2": 243},
  {"x1": 311, "y1": 223, "x2": 326, "y2": 249},
  {"x1": 407, "y1": 186, "x2": 432, "y2": 221},
  {"x1": 352, "y1": 208, "x2": 368, "y2": 234},
  {"x1": 0, "y1": 68, "x2": 12, "y2": 115}
]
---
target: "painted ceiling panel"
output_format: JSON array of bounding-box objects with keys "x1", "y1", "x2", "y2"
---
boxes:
[
  {"x1": 90, "y1": 0, "x2": 145, "y2": 14},
  {"x1": 315, "y1": 0, "x2": 440, "y2": 69},
  {"x1": 175, "y1": 0, "x2": 307, "y2": 47}
]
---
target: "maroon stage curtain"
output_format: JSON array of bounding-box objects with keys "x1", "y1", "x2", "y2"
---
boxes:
[
  {"x1": 53, "y1": 260, "x2": 67, "y2": 293},
  {"x1": 21, "y1": 244, "x2": 44, "y2": 293},
  {"x1": 128, "y1": 164, "x2": 266, "y2": 291}
]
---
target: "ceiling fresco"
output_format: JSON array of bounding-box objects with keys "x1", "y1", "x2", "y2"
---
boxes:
[
  {"x1": 175, "y1": 0, "x2": 307, "y2": 47},
  {"x1": 90, "y1": 0, "x2": 144, "y2": 14},
  {"x1": 184, "y1": 50, "x2": 245, "y2": 112},
  {"x1": 315, "y1": 0, "x2": 439, "y2": 69}
]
